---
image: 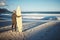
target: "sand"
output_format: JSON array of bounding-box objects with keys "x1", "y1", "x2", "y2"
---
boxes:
[
  {"x1": 0, "y1": 21, "x2": 60, "y2": 40},
  {"x1": 0, "y1": 31, "x2": 24, "y2": 40}
]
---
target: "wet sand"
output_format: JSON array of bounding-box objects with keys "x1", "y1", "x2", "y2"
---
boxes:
[{"x1": 24, "y1": 21, "x2": 60, "y2": 40}]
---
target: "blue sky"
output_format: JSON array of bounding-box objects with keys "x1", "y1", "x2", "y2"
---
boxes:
[{"x1": 5, "y1": 0, "x2": 60, "y2": 12}]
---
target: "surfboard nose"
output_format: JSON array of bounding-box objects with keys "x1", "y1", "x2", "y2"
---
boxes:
[{"x1": 16, "y1": 6, "x2": 21, "y2": 16}]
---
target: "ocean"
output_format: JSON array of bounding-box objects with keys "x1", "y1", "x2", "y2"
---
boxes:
[{"x1": 0, "y1": 12, "x2": 60, "y2": 22}]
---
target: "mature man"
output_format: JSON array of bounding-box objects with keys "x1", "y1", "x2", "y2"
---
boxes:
[{"x1": 12, "y1": 10, "x2": 21, "y2": 31}]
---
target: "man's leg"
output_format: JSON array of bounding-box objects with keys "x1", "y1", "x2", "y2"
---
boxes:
[
  {"x1": 12, "y1": 24, "x2": 14, "y2": 31},
  {"x1": 15, "y1": 24, "x2": 17, "y2": 31}
]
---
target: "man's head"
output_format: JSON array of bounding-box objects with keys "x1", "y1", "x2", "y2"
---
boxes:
[{"x1": 13, "y1": 10, "x2": 16, "y2": 13}]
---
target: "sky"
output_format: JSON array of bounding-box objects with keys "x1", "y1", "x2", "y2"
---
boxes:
[{"x1": 0, "y1": 0, "x2": 60, "y2": 12}]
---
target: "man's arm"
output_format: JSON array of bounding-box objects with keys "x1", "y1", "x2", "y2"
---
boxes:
[{"x1": 16, "y1": 15, "x2": 22, "y2": 17}]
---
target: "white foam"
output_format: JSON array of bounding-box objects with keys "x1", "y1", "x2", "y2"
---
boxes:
[{"x1": 23, "y1": 17, "x2": 44, "y2": 19}]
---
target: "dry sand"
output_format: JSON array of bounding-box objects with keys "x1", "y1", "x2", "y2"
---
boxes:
[{"x1": 0, "y1": 31, "x2": 24, "y2": 40}]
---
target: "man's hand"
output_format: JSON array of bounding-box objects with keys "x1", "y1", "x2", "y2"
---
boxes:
[{"x1": 16, "y1": 15, "x2": 22, "y2": 17}]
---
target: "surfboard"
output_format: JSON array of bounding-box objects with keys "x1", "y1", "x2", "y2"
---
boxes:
[{"x1": 16, "y1": 6, "x2": 22, "y2": 32}]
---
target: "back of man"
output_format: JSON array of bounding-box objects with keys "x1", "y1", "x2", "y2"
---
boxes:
[
  {"x1": 12, "y1": 13, "x2": 16, "y2": 24},
  {"x1": 12, "y1": 10, "x2": 17, "y2": 31}
]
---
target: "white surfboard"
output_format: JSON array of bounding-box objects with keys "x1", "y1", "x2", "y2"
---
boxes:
[{"x1": 16, "y1": 6, "x2": 22, "y2": 32}]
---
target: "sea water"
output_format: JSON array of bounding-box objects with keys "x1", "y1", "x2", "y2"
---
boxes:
[
  {"x1": 0, "y1": 12, "x2": 60, "y2": 29},
  {"x1": 0, "y1": 12, "x2": 60, "y2": 22}
]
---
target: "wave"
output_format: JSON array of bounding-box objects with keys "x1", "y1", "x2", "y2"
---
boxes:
[
  {"x1": 1, "y1": 14, "x2": 12, "y2": 16},
  {"x1": 23, "y1": 17, "x2": 44, "y2": 19},
  {"x1": 1, "y1": 13, "x2": 60, "y2": 16}
]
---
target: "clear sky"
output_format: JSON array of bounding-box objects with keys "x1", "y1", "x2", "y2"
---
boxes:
[{"x1": 4, "y1": 0, "x2": 60, "y2": 12}]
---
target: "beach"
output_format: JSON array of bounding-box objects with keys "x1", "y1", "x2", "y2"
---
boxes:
[
  {"x1": 24, "y1": 21, "x2": 60, "y2": 40},
  {"x1": 0, "y1": 13, "x2": 60, "y2": 40},
  {"x1": 0, "y1": 0, "x2": 60, "y2": 40},
  {"x1": 0, "y1": 20, "x2": 60, "y2": 40}
]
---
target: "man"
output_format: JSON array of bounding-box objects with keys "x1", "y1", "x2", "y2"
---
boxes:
[
  {"x1": 12, "y1": 10, "x2": 17, "y2": 31},
  {"x1": 12, "y1": 10, "x2": 21, "y2": 31}
]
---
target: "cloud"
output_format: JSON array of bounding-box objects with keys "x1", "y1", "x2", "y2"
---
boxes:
[
  {"x1": 0, "y1": 0, "x2": 5, "y2": 6},
  {"x1": 0, "y1": 2, "x2": 5, "y2": 6}
]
